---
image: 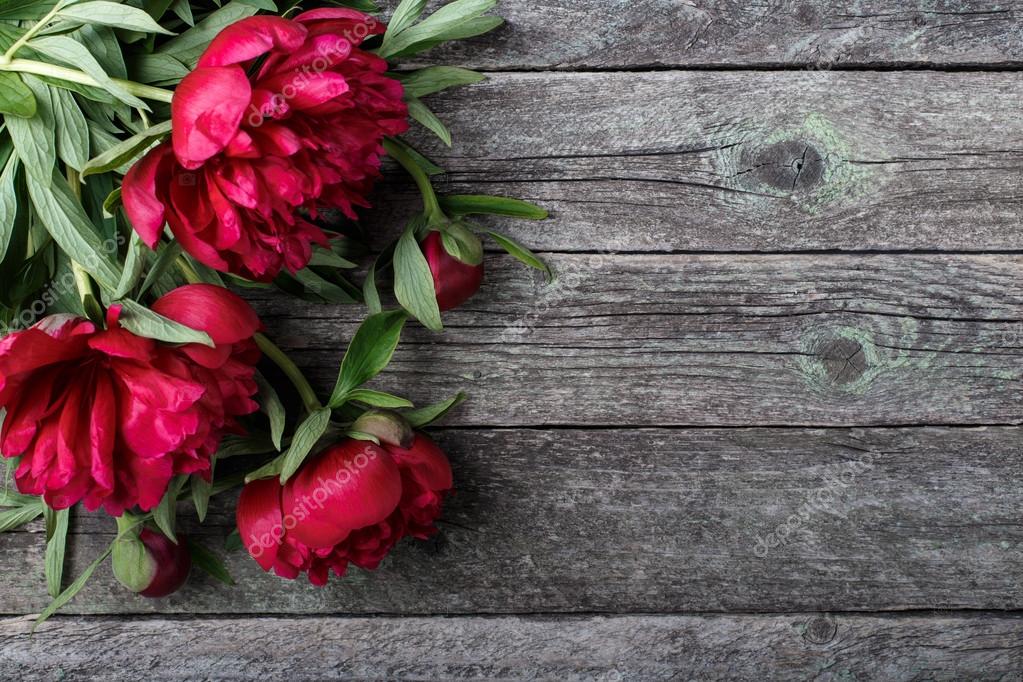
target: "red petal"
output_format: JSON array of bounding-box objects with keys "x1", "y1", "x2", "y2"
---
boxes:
[
  {"x1": 237, "y1": 477, "x2": 285, "y2": 572},
  {"x1": 386, "y1": 433, "x2": 453, "y2": 492},
  {"x1": 151, "y1": 284, "x2": 262, "y2": 345},
  {"x1": 172, "y1": 67, "x2": 252, "y2": 169},
  {"x1": 282, "y1": 440, "x2": 402, "y2": 549},
  {"x1": 197, "y1": 16, "x2": 308, "y2": 68},
  {"x1": 122, "y1": 143, "x2": 173, "y2": 248}
]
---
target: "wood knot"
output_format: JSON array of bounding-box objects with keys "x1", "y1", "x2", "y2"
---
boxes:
[
  {"x1": 817, "y1": 337, "x2": 867, "y2": 385},
  {"x1": 803, "y1": 615, "x2": 838, "y2": 644},
  {"x1": 746, "y1": 140, "x2": 825, "y2": 193}
]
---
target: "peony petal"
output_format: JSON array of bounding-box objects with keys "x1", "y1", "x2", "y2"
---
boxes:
[
  {"x1": 122, "y1": 143, "x2": 173, "y2": 247},
  {"x1": 282, "y1": 440, "x2": 402, "y2": 549},
  {"x1": 197, "y1": 16, "x2": 308, "y2": 69},
  {"x1": 172, "y1": 67, "x2": 252, "y2": 169},
  {"x1": 386, "y1": 433, "x2": 453, "y2": 492},
  {"x1": 151, "y1": 284, "x2": 262, "y2": 345},
  {"x1": 237, "y1": 477, "x2": 285, "y2": 572}
]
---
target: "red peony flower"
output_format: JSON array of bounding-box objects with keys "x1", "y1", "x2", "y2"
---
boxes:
[
  {"x1": 422, "y1": 230, "x2": 484, "y2": 311},
  {"x1": 0, "y1": 284, "x2": 261, "y2": 515},
  {"x1": 122, "y1": 10, "x2": 409, "y2": 282},
  {"x1": 236, "y1": 433, "x2": 452, "y2": 586}
]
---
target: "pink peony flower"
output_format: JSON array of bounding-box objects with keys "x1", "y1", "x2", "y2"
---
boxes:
[
  {"x1": 123, "y1": 10, "x2": 409, "y2": 281},
  {"x1": 0, "y1": 284, "x2": 261, "y2": 515}
]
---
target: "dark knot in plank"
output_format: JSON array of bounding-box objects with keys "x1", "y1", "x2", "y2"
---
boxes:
[
  {"x1": 746, "y1": 140, "x2": 826, "y2": 193},
  {"x1": 817, "y1": 337, "x2": 868, "y2": 385},
  {"x1": 803, "y1": 615, "x2": 838, "y2": 644}
]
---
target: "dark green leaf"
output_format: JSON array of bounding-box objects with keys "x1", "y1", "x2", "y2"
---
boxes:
[
  {"x1": 7, "y1": 77, "x2": 55, "y2": 185},
  {"x1": 224, "y1": 528, "x2": 243, "y2": 552},
  {"x1": 112, "y1": 232, "x2": 145, "y2": 299},
  {"x1": 404, "y1": 391, "x2": 466, "y2": 427},
  {"x1": 190, "y1": 470, "x2": 212, "y2": 523},
  {"x1": 440, "y1": 194, "x2": 548, "y2": 220},
  {"x1": 397, "y1": 66, "x2": 484, "y2": 98},
  {"x1": 43, "y1": 506, "x2": 70, "y2": 598},
  {"x1": 384, "y1": 0, "x2": 426, "y2": 40},
  {"x1": 328, "y1": 309, "x2": 409, "y2": 406},
  {"x1": 187, "y1": 537, "x2": 235, "y2": 585},
  {"x1": 51, "y1": 87, "x2": 89, "y2": 171},
  {"x1": 27, "y1": 170, "x2": 123, "y2": 290},
  {"x1": 0, "y1": 72, "x2": 37, "y2": 118},
  {"x1": 152, "y1": 474, "x2": 187, "y2": 542},
  {"x1": 487, "y1": 230, "x2": 551, "y2": 277},
  {"x1": 279, "y1": 407, "x2": 331, "y2": 483},
  {"x1": 407, "y1": 96, "x2": 450, "y2": 146},
  {"x1": 138, "y1": 241, "x2": 183, "y2": 296},
  {"x1": 81, "y1": 120, "x2": 171, "y2": 177},
  {"x1": 291, "y1": 267, "x2": 360, "y2": 304},
  {"x1": 377, "y1": 0, "x2": 498, "y2": 59},
  {"x1": 34, "y1": 542, "x2": 112, "y2": 631},
  {"x1": 0, "y1": 152, "x2": 19, "y2": 264},
  {"x1": 0, "y1": 0, "x2": 57, "y2": 21},
  {"x1": 157, "y1": 1, "x2": 258, "y2": 67},
  {"x1": 116, "y1": 297, "x2": 215, "y2": 346},
  {"x1": 0, "y1": 500, "x2": 43, "y2": 533},
  {"x1": 393, "y1": 219, "x2": 442, "y2": 330},
  {"x1": 387, "y1": 16, "x2": 503, "y2": 59},
  {"x1": 344, "y1": 388, "x2": 413, "y2": 408}
]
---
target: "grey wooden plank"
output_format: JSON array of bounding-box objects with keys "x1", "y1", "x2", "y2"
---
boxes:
[
  {"x1": 3, "y1": 612, "x2": 1023, "y2": 681},
  {"x1": 363, "y1": 71, "x2": 1023, "y2": 251},
  {"x1": 415, "y1": 0, "x2": 1023, "y2": 69},
  {"x1": 258, "y1": 254, "x2": 1023, "y2": 427},
  {"x1": 1, "y1": 426, "x2": 1020, "y2": 614}
]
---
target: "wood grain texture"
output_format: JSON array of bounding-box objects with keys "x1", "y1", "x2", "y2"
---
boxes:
[
  {"x1": 4, "y1": 612, "x2": 1023, "y2": 680},
  {"x1": 255, "y1": 254, "x2": 1023, "y2": 427},
  {"x1": 364, "y1": 71, "x2": 1023, "y2": 252},
  {"x1": 1, "y1": 427, "x2": 1020, "y2": 614},
  {"x1": 415, "y1": 0, "x2": 1023, "y2": 69}
]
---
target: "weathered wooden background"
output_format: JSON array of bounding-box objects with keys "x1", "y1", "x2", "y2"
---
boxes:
[{"x1": 3, "y1": 1, "x2": 1023, "y2": 679}]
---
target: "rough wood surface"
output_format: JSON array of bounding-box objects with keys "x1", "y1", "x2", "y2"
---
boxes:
[
  {"x1": 368, "y1": 71, "x2": 1023, "y2": 252},
  {"x1": 1, "y1": 427, "x2": 1020, "y2": 614},
  {"x1": 368, "y1": 71, "x2": 1023, "y2": 253},
  {"x1": 416, "y1": 0, "x2": 1023, "y2": 69},
  {"x1": 252, "y1": 254, "x2": 1023, "y2": 427},
  {"x1": 3, "y1": 612, "x2": 1023, "y2": 680}
]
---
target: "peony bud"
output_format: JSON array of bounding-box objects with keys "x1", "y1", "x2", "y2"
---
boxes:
[
  {"x1": 351, "y1": 409, "x2": 415, "y2": 449},
  {"x1": 421, "y1": 227, "x2": 484, "y2": 311},
  {"x1": 113, "y1": 520, "x2": 191, "y2": 598}
]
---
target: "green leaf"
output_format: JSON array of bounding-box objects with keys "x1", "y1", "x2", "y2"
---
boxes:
[
  {"x1": 152, "y1": 474, "x2": 187, "y2": 543},
  {"x1": 157, "y1": 1, "x2": 258, "y2": 67},
  {"x1": 27, "y1": 170, "x2": 123, "y2": 290},
  {"x1": 403, "y1": 391, "x2": 466, "y2": 427},
  {"x1": 138, "y1": 241, "x2": 182, "y2": 296},
  {"x1": 362, "y1": 254, "x2": 384, "y2": 315},
  {"x1": 0, "y1": 72, "x2": 37, "y2": 118},
  {"x1": 0, "y1": 0, "x2": 58, "y2": 21},
  {"x1": 129, "y1": 53, "x2": 190, "y2": 85},
  {"x1": 34, "y1": 542, "x2": 112, "y2": 631},
  {"x1": 487, "y1": 230, "x2": 551, "y2": 278},
  {"x1": 393, "y1": 219, "x2": 442, "y2": 331},
  {"x1": 344, "y1": 389, "x2": 413, "y2": 408},
  {"x1": 7, "y1": 77, "x2": 55, "y2": 185},
  {"x1": 112, "y1": 232, "x2": 145, "y2": 299},
  {"x1": 407, "y1": 96, "x2": 451, "y2": 146},
  {"x1": 43, "y1": 506, "x2": 70, "y2": 598},
  {"x1": 438, "y1": 220, "x2": 483, "y2": 265},
  {"x1": 388, "y1": 15, "x2": 503, "y2": 59},
  {"x1": 384, "y1": 0, "x2": 427, "y2": 41},
  {"x1": 51, "y1": 87, "x2": 89, "y2": 171},
  {"x1": 58, "y1": 1, "x2": 174, "y2": 33},
  {"x1": 187, "y1": 537, "x2": 235, "y2": 586},
  {"x1": 0, "y1": 152, "x2": 19, "y2": 264},
  {"x1": 279, "y1": 407, "x2": 331, "y2": 483},
  {"x1": 440, "y1": 194, "x2": 548, "y2": 220},
  {"x1": 217, "y1": 433, "x2": 278, "y2": 460},
  {"x1": 397, "y1": 66, "x2": 484, "y2": 98},
  {"x1": 255, "y1": 372, "x2": 286, "y2": 451},
  {"x1": 116, "y1": 297, "x2": 215, "y2": 347},
  {"x1": 224, "y1": 528, "x2": 243, "y2": 553},
  {"x1": 190, "y1": 471, "x2": 212, "y2": 523},
  {"x1": 328, "y1": 309, "x2": 409, "y2": 406},
  {"x1": 169, "y1": 0, "x2": 194, "y2": 25},
  {"x1": 346, "y1": 430, "x2": 380, "y2": 445},
  {"x1": 290, "y1": 267, "x2": 360, "y2": 304},
  {"x1": 0, "y1": 500, "x2": 43, "y2": 533},
  {"x1": 82, "y1": 120, "x2": 171, "y2": 177},
  {"x1": 377, "y1": 0, "x2": 498, "y2": 59},
  {"x1": 30, "y1": 35, "x2": 148, "y2": 108},
  {"x1": 244, "y1": 454, "x2": 284, "y2": 483}
]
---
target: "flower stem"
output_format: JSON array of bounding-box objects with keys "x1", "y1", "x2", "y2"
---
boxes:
[
  {"x1": 383, "y1": 137, "x2": 443, "y2": 222},
  {"x1": 254, "y1": 333, "x2": 322, "y2": 414},
  {"x1": 0, "y1": 4, "x2": 61, "y2": 63},
  {"x1": 0, "y1": 59, "x2": 174, "y2": 103}
]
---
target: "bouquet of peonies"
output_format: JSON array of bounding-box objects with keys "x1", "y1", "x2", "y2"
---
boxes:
[{"x1": 0, "y1": 0, "x2": 548, "y2": 622}]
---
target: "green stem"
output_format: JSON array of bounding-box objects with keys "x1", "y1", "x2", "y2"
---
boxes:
[
  {"x1": 0, "y1": 4, "x2": 60, "y2": 63},
  {"x1": 383, "y1": 137, "x2": 443, "y2": 222},
  {"x1": 254, "y1": 333, "x2": 322, "y2": 414},
  {"x1": 0, "y1": 59, "x2": 175, "y2": 103},
  {"x1": 175, "y1": 255, "x2": 202, "y2": 285}
]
